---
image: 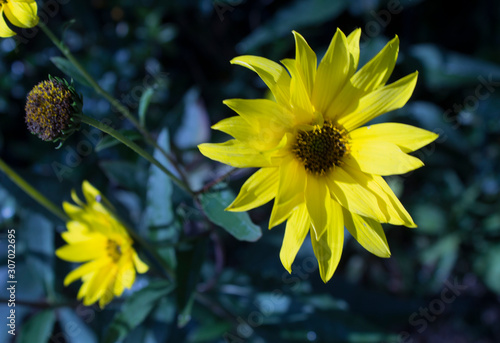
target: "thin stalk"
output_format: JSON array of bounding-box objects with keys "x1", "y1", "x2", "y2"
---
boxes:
[
  {"x1": 38, "y1": 21, "x2": 191, "y2": 189},
  {"x1": 76, "y1": 114, "x2": 194, "y2": 196},
  {"x1": 0, "y1": 157, "x2": 68, "y2": 222}
]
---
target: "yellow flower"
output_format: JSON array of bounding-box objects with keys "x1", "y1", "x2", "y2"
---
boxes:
[
  {"x1": 199, "y1": 28, "x2": 438, "y2": 283},
  {"x1": 56, "y1": 181, "x2": 149, "y2": 308},
  {"x1": 0, "y1": 0, "x2": 39, "y2": 38}
]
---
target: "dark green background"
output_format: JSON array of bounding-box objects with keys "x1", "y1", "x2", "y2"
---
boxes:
[{"x1": 1, "y1": 0, "x2": 499, "y2": 342}]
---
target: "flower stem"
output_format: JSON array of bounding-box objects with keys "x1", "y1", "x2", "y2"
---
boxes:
[
  {"x1": 76, "y1": 114, "x2": 194, "y2": 196},
  {"x1": 0, "y1": 157, "x2": 68, "y2": 222},
  {"x1": 38, "y1": 21, "x2": 191, "y2": 191}
]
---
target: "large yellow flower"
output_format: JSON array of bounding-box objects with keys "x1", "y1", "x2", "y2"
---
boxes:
[
  {"x1": 199, "y1": 28, "x2": 438, "y2": 282},
  {"x1": 56, "y1": 181, "x2": 149, "y2": 308},
  {"x1": 0, "y1": 0, "x2": 39, "y2": 38}
]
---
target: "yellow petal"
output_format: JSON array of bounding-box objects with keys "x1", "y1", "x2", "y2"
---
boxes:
[
  {"x1": 280, "y1": 203, "x2": 310, "y2": 273},
  {"x1": 82, "y1": 266, "x2": 112, "y2": 306},
  {"x1": 221, "y1": 99, "x2": 293, "y2": 151},
  {"x1": 280, "y1": 58, "x2": 314, "y2": 124},
  {"x1": 372, "y1": 174, "x2": 416, "y2": 227},
  {"x1": 351, "y1": 36, "x2": 399, "y2": 93},
  {"x1": 212, "y1": 116, "x2": 263, "y2": 148},
  {"x1": 269, "y1": 157, "x2": 306, "y2": 228},
  {"x1": 346, "y1": 28, "x2": 361, "y2": 72},
  {"x1": 55, "y1": 237, "x2": 107, "y2": 262},
  {"x1": 343, "y1": 208, "x2": 391, "y2": 258},
  {"x1": 310, "y1": 200, "x2": 344, "y2": 283},
  {"x1": 312, "y1": 28, "x2": 350, "y2": 114},
  {"x1": 0, "y1": 9, "x2": 16, "y2": 37},
  {"x1": 340, "y1": 164, "x2": 416, "y2": 227},
  {"x1": 345, "y1": 140, "x2": 424, "y2": 176},
  {"x1": 230, "y1": 55, "x2": 291, "y2": 109},
  {"x1": 325, "y1": 166, "x2": 384, "y2": 221},
  {"x1": 99, "y1": 275, "x2": 117, "y2": 309},
  {"x1": 339, "y1": 71, "x2": 418, "y2": 131},
  {"x1": 82, "y1": 180, "x2": 101, "y2": 206},
  {"x1": 115, "y1": 257, "x2": 136, "y2": 296},
  {"x1": 223, "y1": 99, "x2": 293, "y2": 129},
  {"x1": 349, "y1": 123, "x2": 439, "y2": 153},
  {"x1": 61, "y1": 221, "x2": 91, "y2": 243},
  {"x1": 77, "y1": 275, "x2": 92, "y2": 300},
  {"x1": 4, "y1": 1, "x2": 39, "y2": 29},
  {"x1": 63, "y1": 202, "x2": 86, "y2": 222},
  {"x1": 63, "y1": 258, "x2": 109, "y2": 286},
  {"x1": 227, "y1": 167, "x2": 279, "y2": 212},
  {"x1": 305, "y1": 174, "x2": 330, "y2": 239},
  {"x1": 292, "y1": 31, "x2": 317, "y2": 97},
  {"x1": 133, "y1": 251, "x2": 149, "y2": 273},
  {"x1": 198, "y1": 140, "x2": 274, "y2": 168}
]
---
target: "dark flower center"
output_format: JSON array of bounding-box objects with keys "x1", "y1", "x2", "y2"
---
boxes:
[
  {"x1": 106, "y1": 239, "x2": 122, "y2": 263},
  {"x1": 25, "y1": 79, "x2": 75, "y2": 141},
  {"x1": 292, "y1": 121, "x2": 349, "y2": 175}
]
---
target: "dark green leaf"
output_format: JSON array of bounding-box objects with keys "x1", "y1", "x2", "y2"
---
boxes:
[
  {"x1": 18, "y1": 310, "x2": 56, "y2": 343},
  {"x1": 99, "y1": 160, "x2": 141, "y2": 190},
  {"x1": 200, "y1": 190, "x2": 262, "y2": 242},
  {"x1": 58, "y1": 308, "x2": 98, "y2": 343},
  {"x1": 176, "y1": 238, "x2": 207, "y2": 328},
  {"x1": 104, "y1": 280, "x2": 174, "y2": 343},
  {"x1": 50, "y1": 57, "x2": 91, "y2": 88}
]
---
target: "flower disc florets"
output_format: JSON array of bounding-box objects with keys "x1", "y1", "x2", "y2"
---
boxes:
[
  {"x1": 292, "y1": 121, "x2": 349, "y2": 175},
  {"x1": 25, "y1": 77, "x2": 82, "y2": 146}
]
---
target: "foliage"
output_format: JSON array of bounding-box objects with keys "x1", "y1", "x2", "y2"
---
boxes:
[{"x1": 1, "y1": 0, "x2": 499, "y2": 342}]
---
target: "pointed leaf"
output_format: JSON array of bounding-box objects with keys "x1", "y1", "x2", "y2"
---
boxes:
[
  {"x1": 104, "y1": 280, "x2": 174, "y2": 343},
  {"x1": 200, "y1": 189, "x2": 262, "y2": 242}
]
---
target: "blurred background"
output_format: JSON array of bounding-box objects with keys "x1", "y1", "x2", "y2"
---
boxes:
[{"x1": 1, "y1": 0, "x2": 500, "y2": 342}]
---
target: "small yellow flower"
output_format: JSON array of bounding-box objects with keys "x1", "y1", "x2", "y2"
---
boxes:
[
  {"x1": 56, "y1": 181, "x2": 149, "y2": 308},
  {"x1": 0, "y1": 0, "x2": 39, "y2": 38},
  {"x1": 199, "y1": 28, "x2": 438, "y2": 282}
]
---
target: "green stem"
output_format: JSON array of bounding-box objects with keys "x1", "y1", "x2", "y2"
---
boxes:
[
  {"x1": 38, "y1": 21, "x2": 191, "y2": 190},
  {"x1": 0, "y1": 158, "x2": 68, "y2": 222},
  {"x1": 76, "y1": 114, "x2": 194, "y2": 196}
]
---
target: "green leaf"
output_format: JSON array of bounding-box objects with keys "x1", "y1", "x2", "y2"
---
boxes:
[
  {"x1": 139, "y1": 87, "x2": 155, "y2": 127},
  {"x1": 238, "y1": 0, "x2": 348, "y2": 52},
  {"x1": 410, "y1": 44, "x2": 500, "y2": 90},
  {"x1": 174, "y1": 88, "x2": 210, "y2": 149},
  {"x1": 104, "y1": 280, "x2": 174, "y2": 343},
  {"x1": 50, "y1": 57, "x2": 91, "y2": 88},
  {"x1": 58, "y1": 308, "x2": 98, "y2": 343},
  {"x1": 144, "y1": 128, "x2": 178, "y2": 271},
  {"x1": 176, "y1": 238, "x2": 207, "y2": 328},
  {"x1": 95, "y1": 130, "x2": 142, "y2": 152},
  {"x1": 475, "y1": 245, "x2": 500, "y2": 294},
  {"x1": 99, "y1": 160, "x2": 142, "y2": 190},
  {"x1": 200, "y1": 190, "x2": 262, "y2": 242},
  {"x1": 18, "y1": 309, "x2": 56, "y2": 343}
]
